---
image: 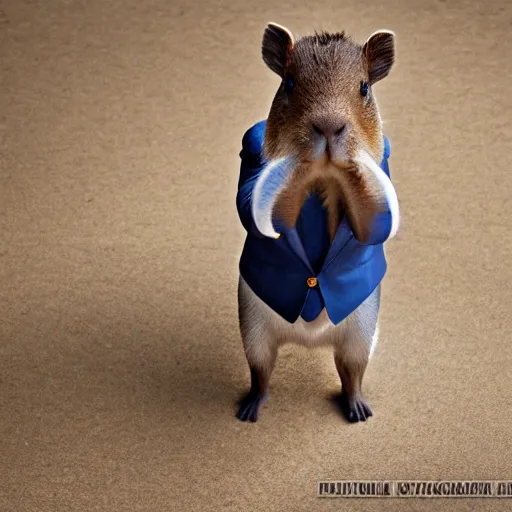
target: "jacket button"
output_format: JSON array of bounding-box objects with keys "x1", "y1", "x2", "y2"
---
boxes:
[{"x1": 307, "y1": 277, "x2": 317, "y2": 288}]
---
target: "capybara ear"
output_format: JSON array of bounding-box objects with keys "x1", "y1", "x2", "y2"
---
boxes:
[
  {"x1": 363, "y1": 30, "x2": 395, "y2": 85},
  {"x1": 262, "y1": 22, "x2": 295, "y2": 78}
]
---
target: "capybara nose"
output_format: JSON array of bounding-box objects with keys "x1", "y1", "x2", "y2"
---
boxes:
[{"x1": 312, "y1": 119, "x2": 346, "y2": 139}]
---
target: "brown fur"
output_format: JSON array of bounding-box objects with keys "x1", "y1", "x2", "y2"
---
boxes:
[
  {"x1": 261, "y1": 25, "x2": 394, "y2": 241},
  {"x1": 318, "y1": 179, "x2": 344, "y2": 243},
  {"x1": 328, "y1": 162, "x2": 385, "y2": 243},
  {"x1": 272, "y1": 158, "x2": 386, "y2": 243},
  {"x1": 236, "y1": 24, "x2": 395, "y2": 424},
  {"x1": 273, "y1": 160, "x2": 346, "y2": 242},
  {"x1": 272, "y1": 164, "x2": 309, "y2": 231}
]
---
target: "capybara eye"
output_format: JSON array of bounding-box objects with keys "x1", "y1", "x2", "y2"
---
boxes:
[
  {"x1": 283, "y1": 75, "x2": 295, "y2": 94},
  {"x1": 360, "y1": 81, "x2": 369, "y2": 97}
]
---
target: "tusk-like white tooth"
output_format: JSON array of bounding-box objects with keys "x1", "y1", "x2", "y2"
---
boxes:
[
  {"x1": 252, "y1": 156, "x2": 296, "y2": 238},
  {"x1": 354, "y1": 150, "x2": 400, "y2": 240}
]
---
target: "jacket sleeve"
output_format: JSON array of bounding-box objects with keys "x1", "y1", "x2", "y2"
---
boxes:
[
  {"x1": 235, "y1": 121, "x2": 267, "y2": 237},
  {"x1": 381, "y1": 136, "x2": 391, "y2": 179}
]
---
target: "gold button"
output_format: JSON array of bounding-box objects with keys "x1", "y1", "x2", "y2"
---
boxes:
[{"x1": 307, "y1": 277, "x2": 317, "y2": 288}]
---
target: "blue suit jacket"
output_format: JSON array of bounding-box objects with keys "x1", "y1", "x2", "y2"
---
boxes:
[{"x1": 236, "y1": 120, "x2": 392, "y2": 325}]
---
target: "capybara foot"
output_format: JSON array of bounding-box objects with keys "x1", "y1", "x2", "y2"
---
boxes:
[
  {"x1": 341, "y1": 392, "x2": 373, "y2": 423},
  {"x1": 236, "y1": 390, "x2": 269, "y2": 422}
]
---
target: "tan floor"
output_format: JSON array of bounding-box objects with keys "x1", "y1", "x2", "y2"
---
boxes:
[{"x1": 1, "y1": 0, "x2": 511, "y2": 511}]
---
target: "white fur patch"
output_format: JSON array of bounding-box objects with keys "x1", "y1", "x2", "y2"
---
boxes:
[
  {"x1": 354, "y1": 149, "x2": 400, "y2": 240},
  {"x1": 369, "y1": 323, "x2": 379, "y2": 359},
  {"x1": 251, "y1": 156, "x2": 296, "y2": 239}
]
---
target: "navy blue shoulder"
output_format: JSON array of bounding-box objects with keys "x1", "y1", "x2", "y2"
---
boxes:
[
  {"x1": 241, "y1": 120, "x2": 267, "y2": 155},
  {"x1": 383, "y1": 136, "x2": 391, "y2": 159}
]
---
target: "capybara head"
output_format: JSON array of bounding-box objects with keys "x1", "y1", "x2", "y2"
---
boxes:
[{"x1": 262, "y1": 23, "x2": 394, "y2": 165}]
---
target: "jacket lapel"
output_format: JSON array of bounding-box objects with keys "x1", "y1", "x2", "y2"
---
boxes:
[
  {"x1": 321, "y1": 215, "x2": 354, "y2": 270},
  {"x1": 281, "y1": 218, "x2": 353, "y2": 275},
  {"x1": 282, "y1": 227, "x2": 315, "y2": 274}
]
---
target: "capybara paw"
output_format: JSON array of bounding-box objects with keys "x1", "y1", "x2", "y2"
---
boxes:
[
  {"x1": 341, "y1": 392, "x2": 373, "y2": 423},
  {"x1": 236, "y1": 391, "x2": 269, "y2": 422}
]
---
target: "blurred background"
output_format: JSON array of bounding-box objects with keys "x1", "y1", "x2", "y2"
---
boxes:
[{"x1": 1, "y1": 0, "x2": 511, "y2": 511}]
